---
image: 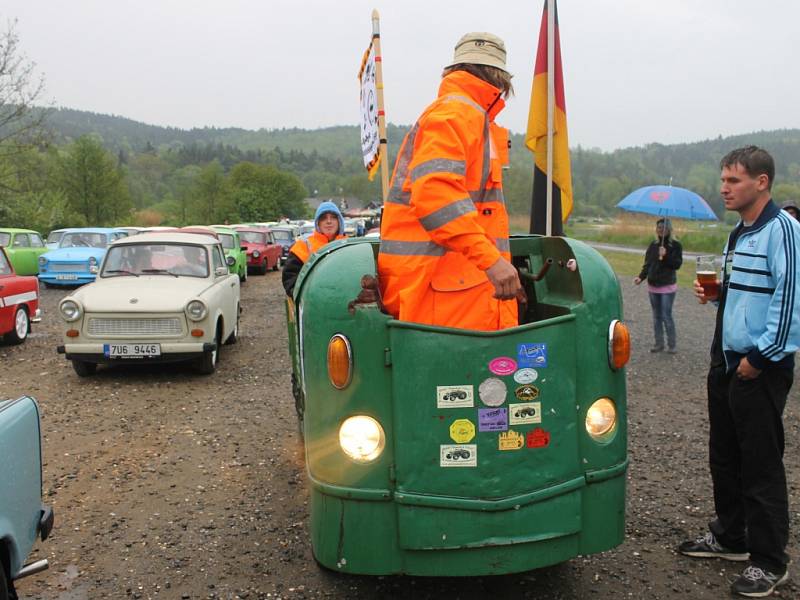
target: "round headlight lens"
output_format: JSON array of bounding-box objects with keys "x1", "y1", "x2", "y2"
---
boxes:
[
  {"x1": 339, "y1": 416, "x2": 385, "y2": 463},
  {"x1": 186, "y1": 300, "x2": 207, "y2": 321},
  {"x1": 59, "y1": 300, "x2": 82, "y2": 322},
  {"x1": 586, "y1": 398, "x2": 617, "y2": 439},
  {"x1": 38, "y1": 256, "x2": 47, "y2": 265},
  {"x1": 252, "y1": 250, "x2": 260, "y2": 258}
]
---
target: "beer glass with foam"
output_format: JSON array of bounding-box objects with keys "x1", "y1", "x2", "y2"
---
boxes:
[{"x1": 696, "y1": 255, "x2": 720, "y2": 302}]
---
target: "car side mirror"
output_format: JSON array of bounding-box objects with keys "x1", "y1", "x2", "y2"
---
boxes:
[
  {"x1": 215, "y1": 266, "x2": 229, "y2": 277},
  {"x1": 240, "y1": 246, "x2": 247, "y2": 252},
  {"x1": 225, "y1": 256, "x2": 235, "y2": 267}
]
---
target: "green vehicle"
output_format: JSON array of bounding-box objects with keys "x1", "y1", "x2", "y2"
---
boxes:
[
  {"x1": 0, "y1": 229, "x2": 48, "y2": 276},
  {"x1": 211, "y1": 226, "x2": 247, "y2": 282},
  {"x1": 286, "y1": 235, "x2": 630, "y2": 576}
]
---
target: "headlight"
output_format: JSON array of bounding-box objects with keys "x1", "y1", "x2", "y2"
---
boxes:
[
  {"x1": 252, "y1": 250, "x2": 260, "y2": 258},
  {"x1": 38, "y1": 256, "x2": 47, "y2": 265},
  {"x1": 339, "y1": 415, "x2": 385, "y2": 463},
  {"x1": 186, "y1": 300, "x2": 208, "y2": 321},
  {"x1": 586, "y1": 398, "x2": 617, "y2": 439},
  {"x1": 88, "y1": 256, "x2": 98, "y2": 273},
  {"x1": 59, "y1": 299, "x2": 82, "y2": 322}
]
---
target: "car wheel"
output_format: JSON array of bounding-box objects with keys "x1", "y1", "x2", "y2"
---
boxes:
[
  {"x1": 72, "y1": 360, "x2": 97, "y2": 377},
  {"x1": 240, "y1": 266, "x2": 247, "y2": 282},
  {"x1": 0, "y1": 561, "x2": 14, "y2": 600},
  {"x1": 272, "y1": 258, "x2": 279, "y2": 272},
  {"x1": 257, "y1": 260, "x2": 267, "y2": 275},
  {"x1": 197, "y1": 324, "x2": 221, "y2": 374},
  {"x1": 4, "y1": 306, "x2": 30, "y2": 345},
  {"x1": 226, "y1": 307, "x2": 239, "y2": 345}
]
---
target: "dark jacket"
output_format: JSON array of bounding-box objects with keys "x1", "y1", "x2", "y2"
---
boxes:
[{"x1": 638, "y1": 237, "x2": 682, "y2": 286}]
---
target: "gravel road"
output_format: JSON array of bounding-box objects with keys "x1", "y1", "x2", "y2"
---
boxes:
[{"x1": 3, "y1": 268, "x2": 800, "y2": 600}]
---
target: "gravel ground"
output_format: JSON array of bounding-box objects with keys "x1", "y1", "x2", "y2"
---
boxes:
[{"x1": 2, "y1": 270, "x2": 800, "y2": 599}]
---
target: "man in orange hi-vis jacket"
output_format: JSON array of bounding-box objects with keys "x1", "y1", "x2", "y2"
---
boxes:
[{"x1": 378, "y1": 32, "x2": 523, "y2": 331}]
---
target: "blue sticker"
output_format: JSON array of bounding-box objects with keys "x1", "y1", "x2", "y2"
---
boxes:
[
  {"x1": 518, "y1": 343, "x2": 547, "y2": 368},
  {"x1": 478, "y1": 407, "x2": 508, "y2": 432}
]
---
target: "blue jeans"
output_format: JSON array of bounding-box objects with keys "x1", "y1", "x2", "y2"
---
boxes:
[{"x1": 648, "y1": 292, "x2": 676, "y2": 349}]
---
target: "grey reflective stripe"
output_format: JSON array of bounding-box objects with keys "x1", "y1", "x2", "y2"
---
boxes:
[
  {"x1": 441, "y1": 94, "x2": 485, "y2": 114},
  {"x1": 419, "y1": 197, "x2": 475, "y2": 231},
  {"x1": 410, "y1": 159, "x2": 466, "y2": 183},
  {"x1": 379, "y1": 240, "x2": 446, "y2": 257},
  {"x1": 470, "y1": 188, "x2": 505, "y2": 205},
  {"x1": 495, "y1": 238, "x2": 510, "y2": 252},
  {"x1": 387, "y1": 124, "x2": 419, "y2": 205}
]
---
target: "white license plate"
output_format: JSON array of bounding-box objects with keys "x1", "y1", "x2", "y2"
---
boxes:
[
  {"x1": 104, "y1": 343, "x2": 161, "y2": 358},
  {"x1": 56, "y1": 274, "x2": 79, "y2": 280}
]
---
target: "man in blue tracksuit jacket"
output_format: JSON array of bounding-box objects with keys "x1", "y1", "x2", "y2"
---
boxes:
[{"x1": 679, "y1": 146, "x2": 800, "y2": 598}]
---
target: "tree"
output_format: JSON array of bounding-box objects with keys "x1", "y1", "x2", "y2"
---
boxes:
[
  {"x1": 191, "y1": 160, "x2": 234, "y2": 224},
  {"x1": 58, "y1": 135, "x2": 131, "y2": 225},
  {"x1": 229, "y1": 162, "x2": 308, "y2": 221},
  {"x1": 0, "y1": 19, "x2": 48, "y2": 191}
]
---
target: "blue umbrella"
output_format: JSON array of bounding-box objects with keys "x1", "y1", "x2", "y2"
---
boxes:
[{"x1": 616, "y1": 185, "x2": 718, "y2": 221}]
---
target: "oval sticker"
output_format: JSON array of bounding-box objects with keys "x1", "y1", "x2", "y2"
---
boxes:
[
  {"x1": 479, "y1": 377, "x2": 507, "y2": 407},
  {"x1": 513, "y1": 368, "x2": 538, "y2": 384},
  {"x1": 489, "y1": 357, "x2": 517, "y2": 376}
]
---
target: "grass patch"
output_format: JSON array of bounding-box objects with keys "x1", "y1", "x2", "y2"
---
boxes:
[{"x1": 596, "y1": 249, "x2": 696, "y2": 289}]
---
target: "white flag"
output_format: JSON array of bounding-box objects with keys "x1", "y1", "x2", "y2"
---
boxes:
[{"x1": 358, "y1": 41, "x2": 380, "y2": 180}]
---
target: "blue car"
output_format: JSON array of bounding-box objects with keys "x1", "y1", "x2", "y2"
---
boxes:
[
  {"x1": 0, "y1": 396, "x2": 54, "y2": 597},
  {"x1": 38, "y1": 228, "x2": 128, "y2": 287}
]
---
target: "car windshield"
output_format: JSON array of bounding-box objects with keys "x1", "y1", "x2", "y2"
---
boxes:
[
  {"x1": 239, "y1": 231, "x2": 266, "y2": 244},
  {"x1": 101, "y1": 243, "x2": 209, "y2": 278},
  {"x1": 217, "y1": 233, "x2": 235, "y2": 249},
  {"x1": 272, "y1": 230, "x2": 292, "y2": 241},
  {"x1": 300, "y1": 225, "x2": 315, "y2": 235},
  {"x1": 60, "y1": 232, "x2": 108, "y2": 248},
  {"x1": 47, "y1": 231, "x2": 63, "y2": 243},
  {"x1": 0, "y1": 251, "x2": 10, "y2": 275},
  {"x1": 0, "y1": 233, "x2": 10, "y2": 247}
]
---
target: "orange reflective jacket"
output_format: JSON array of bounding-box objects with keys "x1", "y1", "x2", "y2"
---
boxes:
[
  {"x1": 290, "y1": 231, "x2": 346, "y2": 264},
  {"x1": 378, "y1": 71, "x2": 516, "y2": 331}
]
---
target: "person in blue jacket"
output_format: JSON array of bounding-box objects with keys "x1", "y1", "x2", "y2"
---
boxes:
[{"x1": 678, "y1": 146, "x2": 800, "y2": 598}]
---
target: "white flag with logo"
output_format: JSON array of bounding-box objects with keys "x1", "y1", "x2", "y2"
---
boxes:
[{"x1": 358, "y1": 41, "x2": 380, "y2": 180}]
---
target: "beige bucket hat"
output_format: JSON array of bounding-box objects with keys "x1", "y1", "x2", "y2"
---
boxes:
[{"x1": 447, "y1": 32, "x2": 508, "y2": 72}]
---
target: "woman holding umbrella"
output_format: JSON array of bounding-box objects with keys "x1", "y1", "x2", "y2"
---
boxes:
[{"x1": 634, "y1": 218, "x2": 683, "y2": 353}]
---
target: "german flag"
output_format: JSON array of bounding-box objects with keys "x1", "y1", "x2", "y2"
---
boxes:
[{"x1": 525, "y1": 0, "x2": 573, "y2": 235}]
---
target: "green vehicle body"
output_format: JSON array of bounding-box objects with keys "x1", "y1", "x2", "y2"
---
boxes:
[
  {"x1": 211, "y1": 226, "x2": 247, "y2": 282},
  {"x1": 0, "y1": 229, "x2": 48, "y2": 276},
  {"x1": 286, "y1": 235, "x2": 627, "y2": 576}
]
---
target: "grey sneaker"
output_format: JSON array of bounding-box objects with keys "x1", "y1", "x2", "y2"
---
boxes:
[
  {"x1": 731, "y1": 564, "x2": 788, "y2": 597},
  {"x1": 650, "y1": 346, "x2": 664, "y2": 353},
  {"x1": 666, "y1": 347, "x2": 677, "y2": 354},
  {"x1": 678, "y1": 532, "x2": 749, "y2": 561}
]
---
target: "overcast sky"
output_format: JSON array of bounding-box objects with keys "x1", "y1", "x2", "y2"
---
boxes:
[{"x1": 5, "y1": 0, "x2": 800, "y2": 151}]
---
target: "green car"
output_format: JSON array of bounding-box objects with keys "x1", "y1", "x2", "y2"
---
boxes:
[
  {"x1": 0, "y1": 228, "x2": 48, "y2": 276},
  {"x1": 211, "y1": 225, "x2": 247, "y2": 282}
]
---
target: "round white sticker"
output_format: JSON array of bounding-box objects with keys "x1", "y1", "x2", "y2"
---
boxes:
[
  {"x1": 479, "y1": 377, "x2": 507, "y2": 407},
  {"x1": 514, "y1": 368, "x2": 538, "y2": 384}
]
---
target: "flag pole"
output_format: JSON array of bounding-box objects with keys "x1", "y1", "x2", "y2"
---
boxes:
[
  {"x1": 545, "y1": 0, "x2": 555, "y2": 237},
  {"x1": 372, "y1": 9, "x2": 390, "y2": 204}
]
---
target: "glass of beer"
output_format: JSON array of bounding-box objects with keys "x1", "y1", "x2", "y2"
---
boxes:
[{"x1": 696, "y1": 255, "x2": 720, "y2": 302}]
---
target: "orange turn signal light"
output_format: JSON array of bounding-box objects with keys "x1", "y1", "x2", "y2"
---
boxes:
[
  {"x1": 327, "y1": 334, "x2": 353, "y2": 389},
  {"x1": 66, "y1": 329, "x2": 79, "y2": 338},
  {"x1": 608, "y1": 320, "x2": 631, "y2": 370},
  {"x1": 191, "y1": 329, "x2": 204, "y2": 337}
]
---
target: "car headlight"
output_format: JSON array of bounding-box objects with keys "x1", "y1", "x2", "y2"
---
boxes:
[
  {"x1": 88, "y1": 256, "x2": 98, "y2": 273},
  {"x1": 585, "y1": 398, "x2": 617, "y2": 439},
  {"x1": 38, "y1": 256, "x2": 47, "y2": 265},
  {"x1": 252, "y1": 250, "x2": 260, "y2": 258},
  {"x1": 59, "y1": 299, "x2": 83, "y2": 322},
  {"x1": 339, "y1": 416, "x2": 385, "y2": 463},
  {"x1": 186, "y1": 300, "x2": 208, "y2": 321}
]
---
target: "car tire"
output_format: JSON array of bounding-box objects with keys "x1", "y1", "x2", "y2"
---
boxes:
[
  {"x1": 240, "y1": 266, "x2": 247, "y2": 283},
  {"x1": 271, "y1": 258, "x2": 279, "y2": 272},
  {"x1": 72, "y1": 360, "x2": 97, "y2": 377},
  {"x1": 0, "y1": 561, "x2": 14, "y2": 600},
  {"x1": 4, "y1": 306, "x2": 29, "y2": 345},
  {"x1": 226, "y1": 307, "x2": 239, "y2": 345},
  {"x1": 197, "y1": 324, "x2": 220, "y2": 374},
  {"x1": 257, "y1": 260, "x2": 267, "y2": 275}
]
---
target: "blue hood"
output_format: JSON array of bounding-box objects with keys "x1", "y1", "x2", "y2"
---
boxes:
[
  {"x1": 314, "y1": 201, "x2": 345, "y2": 236},
  {"x1": 42, "y1": 247, "x2": 106, "y2": 262}
]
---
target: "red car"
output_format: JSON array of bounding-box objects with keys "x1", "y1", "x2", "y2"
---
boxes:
[
  {"x1": 0, "y1": 247, "x2": 40, "y2": 344},
  {"x1": 233, "y1": 227, "x2": 282, "y2": 274}
]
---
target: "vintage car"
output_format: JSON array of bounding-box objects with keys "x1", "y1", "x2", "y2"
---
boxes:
[
  {"x1": 210, "y1": 226, "x2": 248, "y2": 282},
  {"x1": 0, "y1": 396, "x2": 54, "y2": 597},
  {"x1": 232, "y1": 227, "x2": 282, "y2": 274},
  {"x1": 269, "y1": 225, "x2": 299, "y2": 265},
  {"x1": 0, "y1": 228, "x2": 48, "y2": 276},
  {"x1": 38, "y1": 228, "x2": 129, "y2": 287},
  {"x1": 56, "y1": 232, "x2": 241, "y2": 376},
  {"x1": 0, "y1": 247, "x2": 41, "y2": 345},
  {"x1": 45, "y1": 228, "x2": 74, "y2": 250}
]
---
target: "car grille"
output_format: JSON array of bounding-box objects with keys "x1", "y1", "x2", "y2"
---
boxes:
[
  {"x1": 87, "y1": 317, "x2": 183, "y2": 336},
  {"x1": 50, "y1": 263, "x2": 87, "y2": 272}
]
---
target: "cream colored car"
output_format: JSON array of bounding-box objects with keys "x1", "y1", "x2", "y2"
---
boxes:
[{"x1": 56, "y1": 232, "x2": 240, "y2": 376}]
